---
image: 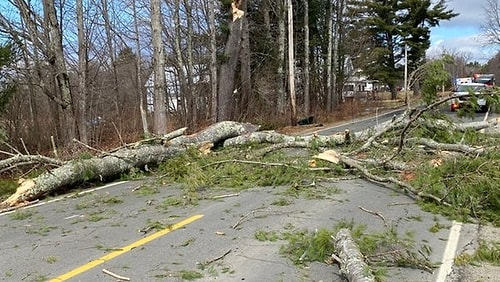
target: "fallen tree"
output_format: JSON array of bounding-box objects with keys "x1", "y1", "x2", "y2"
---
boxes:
[
  {"x1": 332, "y1": 228, "x2": 375, "y2": 282},
  {"x1": 1, "y1": 102, "x2": 498, "y2": 212},
  {"x1": 0, "y1": 121, "x2": 260, "y2": 207}
]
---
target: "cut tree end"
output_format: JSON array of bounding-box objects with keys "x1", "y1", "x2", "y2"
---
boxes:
[{"x1": 1, "y1": 178, "x2": 36, "y2": 207}]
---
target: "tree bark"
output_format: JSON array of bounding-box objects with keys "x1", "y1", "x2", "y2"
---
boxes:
[
  {"x1": 239, "y1": 9, "x2": 251, "y2": 119},
  {"x1": 173, "y1": 0, "x2": 189, "y2": 124},
  {"x1": 132, "y1": 0, "x2": 150, "y2": 137},
  {"x1": 287, "y1": 0, "x2": 297, "y2": 125},
  {"x1": 303, "y1": 0, "x2": 310, "y2": 116},
  {"x1": 333, "y1": 228, "x2": 375, "y2": 282},
  {"x1": 217, "y1": 0, "x2": 246, "y2": 121},
  {"x1": 43, "y1": 0, "x2": 75, "y2": 145},
  {"x1": 151, "y1": 0, "x2": 168, "y2": 134},
  {"x1": 76, "y1": 0, "x2": 88, "y2": 144},
  {"x1": 209, "y1": 0, "x2": 218, "y2": 123},
  {"x1": 1, "y1": 145, "x2": 185, "y2": 207},
  {"x1": 184, "y1": 0, "x2": 196, "y2": 127},
  {"x1": 326, "y1": 0, "x2": 333, "y2": 114},
  {"x1": 0, "y1": 121, "x2": 260, "y2": 208},
  {"x1": 276, "y1": 0, "x2": 286, "y2": 114}
]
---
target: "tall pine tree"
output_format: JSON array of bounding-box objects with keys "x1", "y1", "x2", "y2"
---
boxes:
[{"x1": 358, "y1": 0, "x2": 457, "y2": 99}]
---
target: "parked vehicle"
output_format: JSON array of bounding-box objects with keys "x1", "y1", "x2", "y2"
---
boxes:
[
  {"x1": 473, "y1": 73, "x2": 495, "y2": 87},
  {"x1": 450, "y1": 83, "x2": 489, "y2": 112}
]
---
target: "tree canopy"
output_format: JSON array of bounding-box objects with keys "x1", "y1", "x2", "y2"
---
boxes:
[{"x1": 358, "y1": 0, "x2": 457, "y2": 98}]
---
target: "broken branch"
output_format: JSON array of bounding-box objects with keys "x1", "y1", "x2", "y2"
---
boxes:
[{"x1": 102, "y1": 268, "x2": 130, "y2": 281}]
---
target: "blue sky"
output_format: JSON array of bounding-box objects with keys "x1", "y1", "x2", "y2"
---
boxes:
[{"x1": 428, "y1": 0, "x2": 499, "y2": 63}]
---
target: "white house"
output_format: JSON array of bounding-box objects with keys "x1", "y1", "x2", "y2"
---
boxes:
[{"x1": 145, "y1": 65, "x2": 209, "y2": 113}]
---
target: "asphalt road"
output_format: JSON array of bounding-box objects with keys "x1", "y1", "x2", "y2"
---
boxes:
[{"x1": 0, "y1": 107, "x2": 493, "y2": 282}]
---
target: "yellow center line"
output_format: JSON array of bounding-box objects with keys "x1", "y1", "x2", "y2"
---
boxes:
[{"x1": 50, "y1": 214, "x2": 204, "y2": 281}]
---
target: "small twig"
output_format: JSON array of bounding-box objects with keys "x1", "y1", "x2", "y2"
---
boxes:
[
  {"x1": 131, "y1": 185, "x2": 143, "y2": 192},
  {"x1": 232, "y1": 210, "x2": 255, "y2": 229},
  {"x1": 387, "y1": 202, "x2": 415, "y2": 206},
  {"x1": 1, "y1": 142, "x2": 21, "y2": 155},
  {"x1": 72, "y1": 138, "x2": 109, "y2": 156},
  {"x1": 19, "y1": 138, "x2": 30, "y2": 155},
  {"x1": 102, "y1": 268, "x2": 130, "y2": 281},
  {"x1": 212, "y1": 193, "x2": 240, "y2": 199},
  {"x1": 111, "y1": 121, "x2": 125, "y2": 146},
  {"x1": 50, "y1": 136, "x2": 58, "y2": 159},
  {"x1": 365, "y1": 249, "x2": 402, "y2": 260},
  {"x1": 202, "y1": 159, "x2": 297, "y2": 169},
  {"x1": 232, "y1": 207, "x2": 267, "y2": 229},
  {"x1": 330, "y1": 252, "x2": 342, "y2": 264},
  {"x1": 0, "y1": 199, "x2": 40, "y2": 214},
  {"x1": 0, "y1": 149, "x2": 16, "y2": 157},
  {"x1": 359, "y1": 206, "x2": 387, "y2": 227},
  {"x1": 200, "y1": 249, "x2": 232, "y2": 266}
]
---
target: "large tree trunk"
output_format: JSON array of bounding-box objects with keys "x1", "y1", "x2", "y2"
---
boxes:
[
  {"x1": 151, "y1": 0, "x2": 168, "y2": 134},
  {"x1": 2, "y1": 146, "x2": 184, "y2": 207},
  {"x1": 1, "y1": 121, "x2": 260, "y2": 208},
  {"x1": 173, "y1": 0, "x2": 188, "y2": 124},
  {"x1": 209, "y1": 0, "x2": 218, "y2": 123},
  {"x1": 287, "y1": 0, "x2": 297, "y2": 125},
  {"x1": 43, "y1": 0, "x2": 75, "y2": 145},
  {"x1": 76, "y1": 0, "x2": 88, "y2": 144},
  {"x1": 184, "y1": 0, "x2": 197, "y2": 127},
  {"x1": 217, "y1": 0, "x2": 246, "y2": 121},
  {"x1": 277, "y1": 0, "x2": 286, "y2": 114},
  {"x1": 239, "y1": 11, "x2": 251, "y2": 119},
  {"x1": 326, "y1": 0, "x2": 333, "y2": 114},
  {"x1": 132, "y1": 0, "x2": 150, "y2": 137},
  {"x1": 303, "y1": 0, "x2": 310, "y2": 116}
]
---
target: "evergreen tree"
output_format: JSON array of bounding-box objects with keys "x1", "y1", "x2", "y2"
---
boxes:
[
  {"x1": 0, "y1": 43, "x2": 16, "y2": 113},
  {"x1": 358, "y1": 0, "x2": 457, "y2": 99}
]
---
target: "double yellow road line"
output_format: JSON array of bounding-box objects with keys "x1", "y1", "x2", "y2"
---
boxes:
[{"x1": 50, "y1": 214, "x2": 204, "y2": 281}]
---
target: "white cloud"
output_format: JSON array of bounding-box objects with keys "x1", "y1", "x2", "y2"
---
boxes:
[
  {"x1": 428, "y1": 0, "x2": 499, "y2": 63},
  {"x1": 436, "y1": 0, "x2": 488, "y2": 29}
]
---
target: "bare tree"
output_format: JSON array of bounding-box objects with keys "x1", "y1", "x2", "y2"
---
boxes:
[
  {"x1": 217, "y1": 0, "x2": 246, "y2": 121},
  {"x1": 100, "y1": 0, "x2": 122, "y2": 132},
  {"x1": 184, "y1": 0, "x2": 197, "y2": 127},
  {"x1": 43, "y1": 0, "x2": 75, "y2": 144},
  {"x1": 209, "y1": 0, "x2": 218, "y2": 123},
  {"x1": 239, "y1": 7, "x2": 251, "y2": 119},
  {"x1": 326, "y1": 0, "x2": 333, "y2": 113},
  {"x1": 277, "y1": 0, "x2": 286, "y2": 114},
  {"x1": 482, "y1": 0, "x2": 500, "y2": 46},
  {"x1": 151, "y1": 0, "x2": 168, "y2": 134},
  {"x1": 287, "y1": 0, "x2": 297, "y2": 125},
  {"x1": 132, "y1": 0, "x2": 150, "y2": 137},
  {"x1": 76, "y1": 0, "x2": 88, "y2": 144},
  {"x1": 303, "y1": 0, "x2": 310, "y2": 116}
]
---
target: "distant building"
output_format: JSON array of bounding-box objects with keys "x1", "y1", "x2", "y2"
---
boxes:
[{"x1": 145, "y1": 65, "x2": 209, "y2": 113}]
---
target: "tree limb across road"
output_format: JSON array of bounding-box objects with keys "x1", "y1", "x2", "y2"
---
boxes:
[{"x1": 1, "y1": 106, "x2": 498, "y2": 210}]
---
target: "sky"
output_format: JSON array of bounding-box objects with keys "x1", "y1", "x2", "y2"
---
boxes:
[{"x1": 428, "y1": 0, "x2": 499, "y2": 63}]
